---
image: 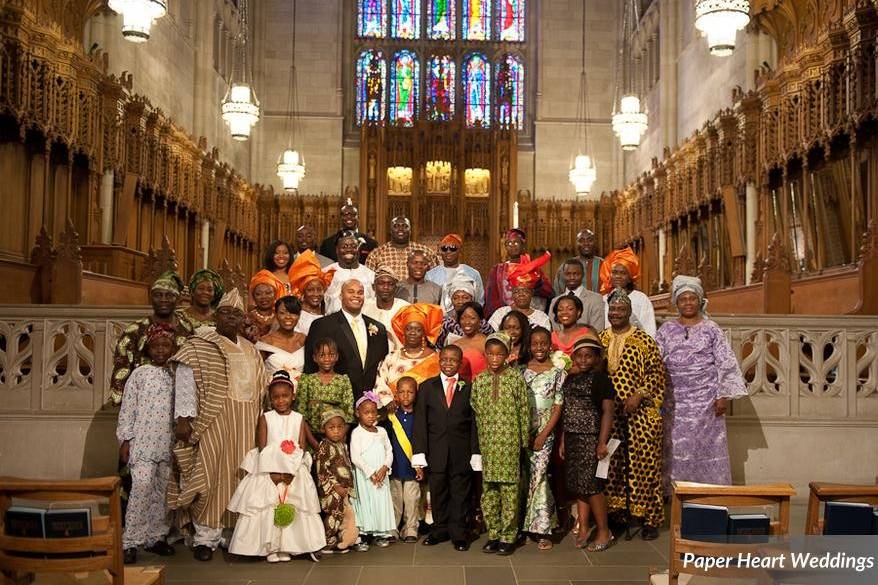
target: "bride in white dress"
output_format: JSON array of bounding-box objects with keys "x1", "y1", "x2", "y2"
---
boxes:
[{"x1": 255, "y1": 296, "x2": 307, "y2": 380}]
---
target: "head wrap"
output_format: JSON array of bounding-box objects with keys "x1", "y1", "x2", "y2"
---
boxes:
[
  {"x1": 249, "y1": 269, "x2": 282, "y2": 302},
  {"x1": 321, "y1": 408, "x2": 347, "y2": 428},
  {"x1": 507, "y1": 252, "x2": 552, "y2": 289},
  {"x1": 599, "y1": 247, "x2": 640, "y2": 294},
  {"x1": 572, "y1": 335, "x2": 603, "y2": 356},
  {"x1": 440, "y1": 233, "x2": 463, "y2": 247},
  {"x1": 485, "y1": 331, "x2": 512, "y2": 352},
  {"x1": 505, "y1": 228, "x2": 526, "y2": 241},
  {"x1": 671, "y1": 275, "x2": 708, "y2": 313},
  {"x1": 288, "y1": 250, "x2": 335, "y2": 297},
  {"x1": 446, "y1": 272, "x2": 477, "y2": 299},
  {"x1": 374, "y1": 263, "x2": 400, "y2": 282},
  {"x1": 355, "y1": 390, "x2": 381, "y2": 410},
  {"x1": 146, "y1": 322, "x2": 176, "y2": 344},
  {"x1": 151, "y1": 271, "x2": 184, "y2": 295},
  {"x1": 217, "y1": 288, "x2": 246, "y2": 312},
  {"x1": 391, "y1": 303, "x2": 445, "y2": 345},
  {"x1": 188, "y1": 269, "x2": 224, "y2": 308},
  {"x1": 606, "y1": 287, "x2": 632, "y2": 307}
]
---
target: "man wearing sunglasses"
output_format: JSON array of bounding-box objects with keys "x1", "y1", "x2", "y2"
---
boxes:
[{"x1": 425, "y1": 233, "x2": 485, "y2": 313}]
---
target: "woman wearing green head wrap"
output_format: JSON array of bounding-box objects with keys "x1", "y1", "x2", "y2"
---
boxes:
[{"x1": 179, "y1": 269, "x2": 225, "y2": 329}]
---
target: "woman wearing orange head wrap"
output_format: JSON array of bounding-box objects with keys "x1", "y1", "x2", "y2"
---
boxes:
[
  {"x1": 240, "y1": 270, "x2": 282, "y2": 342},
  {"x1": 599, "y1": 247, "x2": 656, "y2": 337},
  {"x1": 373, "y1": 303, "x2": 444, "y2": 411},
  {"x1": 289, "y1": 250, "x2": 336, "y2": 335}
]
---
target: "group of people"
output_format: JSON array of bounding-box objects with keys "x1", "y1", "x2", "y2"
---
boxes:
[{"x1": 110, "y1": 203, "x2": 748, "y2": 565}]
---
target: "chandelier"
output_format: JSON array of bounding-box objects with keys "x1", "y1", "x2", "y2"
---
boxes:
[
  {"x1": 107, "y1": 0, "x2": 167, "y2": 43},
  {"x1": 568, "y1": 0, "x2": 597, "y2": 198},
  {"x1": 694, "y1": 0, "x2": 751, "y2": 56},
  {"x1": 276, "y1": 0, "x2": 306, "y2": 192},
  {"x1": 221, "y1": 0, "x2": 259, "y2": 141},
  {"x1": 612, "y1": 0, "x2": 648, "y2": 151}
]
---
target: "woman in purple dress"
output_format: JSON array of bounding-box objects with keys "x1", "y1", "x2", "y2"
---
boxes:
[{"x1": 655, "y1": 275, "x2": 747, "y2": 490}]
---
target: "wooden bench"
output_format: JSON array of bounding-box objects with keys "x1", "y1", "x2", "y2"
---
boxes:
[
  {"x1": 0, "y1": 476, "x2": 164, "y2": 585},
  {"x1": 804, "y1": 482, "x2": 878, "y2": 535},
  {"x1": 650, "y1": 481, "x2": 796, "y2": 585}
]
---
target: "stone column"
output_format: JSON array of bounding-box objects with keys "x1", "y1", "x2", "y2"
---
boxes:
[
  {"x1": 99, "y1": 169, "x2": 114, "y2": 244},
  {"x1": 745, "y1": 181, "x2": 758, "y2": 285}
]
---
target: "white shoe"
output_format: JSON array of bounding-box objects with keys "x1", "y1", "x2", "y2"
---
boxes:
[
  {"x1": 277, "y1": 552, "x2": 291, "y2": 562},
  {"x1": 267, "y1": 553, "x2": 282, "y2": 563}
]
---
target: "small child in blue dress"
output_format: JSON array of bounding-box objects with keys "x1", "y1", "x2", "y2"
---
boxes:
[
  {"x1": 117, "y1": 322, "x2": 178, "y2": 564},
  {"x1": 350, "y1": 391, "x2": 396, "y2": 550}
]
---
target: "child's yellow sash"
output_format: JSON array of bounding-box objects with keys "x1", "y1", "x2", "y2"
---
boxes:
[{"x1": 387, "y1": 413, "x2": 413, "y2": 462}]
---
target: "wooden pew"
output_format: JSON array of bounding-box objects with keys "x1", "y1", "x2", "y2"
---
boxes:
[
  {"x1": 0, "y1": 476, "x2": 164, "y2": 585},
  {"x1": 650, "y1": 481, "x2": 796, "y2": 585},
  {"x1": 804, "y1": 482, "x2": 878, "y2": 535}
]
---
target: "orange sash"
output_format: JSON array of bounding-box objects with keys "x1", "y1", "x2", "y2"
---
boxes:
[{"x1": 388, "y1": 353, "x2": 441, "y2": 396}]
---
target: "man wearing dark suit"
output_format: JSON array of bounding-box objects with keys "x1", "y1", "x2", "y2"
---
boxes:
[
  {"x1": 304, "y1": 278, "x2": 389, "y2": 400},
  {"x1": 412, "y1": 345, "x2": 480, "y2": 551},
  {"x1": 319, "y1": 202, "x2": 378, "y2": 265}
]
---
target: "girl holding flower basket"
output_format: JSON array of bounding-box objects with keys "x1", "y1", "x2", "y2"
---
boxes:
[{"x1": 227, "y1": 371, "x2": 325, "y2": 562}]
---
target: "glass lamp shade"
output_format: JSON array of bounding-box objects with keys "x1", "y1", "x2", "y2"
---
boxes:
[
  {"x1": 221, "y1": 84, "x2": 260, "y2": 141},
  {"x1": 277, "y1": 149, "x2": 306, "y2": 192},
  {"x1": 568, "y1": 154, "x2": 597, "y2": 197},
  {"x1": 612, "y1": 95, "x2": 648, "y2": 151},
  {"x1": 694, "y1": 0, "x2": 751, "y2": 57},
  {"x1": 107, "y1": 0, "x2": 167, "y2": 43}
]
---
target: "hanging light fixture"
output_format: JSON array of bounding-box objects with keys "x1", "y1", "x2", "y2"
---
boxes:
[
  {"x1": 107, "y1": 0, "x2": 167, "y2": 43},
  {"x1": 276, "y1": 0, "x2": 306, "y2": 192},
  {"x1": 694, "y1": 0, "x2": 751, "y2": 57},
  {"x1": 612, "y1": 0, "x2": 648, "y2": 151},
  {"x1": 568, "y1": 0, "x2": 597, "y2": 198},
  {"x1": 221, "y1": 0, "x2": 260, "y2": 141}
]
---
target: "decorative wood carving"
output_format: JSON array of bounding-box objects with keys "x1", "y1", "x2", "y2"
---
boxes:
[
  {"x1": 672, "y1": 243, "x2": 697, "y2": 278},
  {"x1": 144, "y1": 234, "x2": 178, "y2": 284}
]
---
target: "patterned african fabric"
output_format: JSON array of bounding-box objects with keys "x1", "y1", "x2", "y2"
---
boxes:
[
  {"x1": 521, "y1": 366, "x2": 565, "y2": 535},
  {"x1": 294, "y1": 373, "x2": 356, "y2": 437},
  {"x1": 362, "y1": 297, "x2": 410, "y2": 352},
  {"x1": 602, "y1": 289, "x2": 657, "y2": 337},
  {"x1": 598, "y1": 327, "x2": 666, "y2": 528},
  {"x1": 364, "y1": 241, "x2": 439, "y2": 278},
  {"x1": 471, "y1": 367, "x2": 530, "y2": 484},
  {"x1": 316, "y1": 438, "x2": 357, "y2": 547},
  {"x1": 485, "y1": 260, "x2": 554, "y2": 317},
  {"x1": 117, "y1": 365, "x2": 175, "y2": 464},
  {"x1": 177, "y1": 307, "x2": 215, "y2": 330},
  {"x1": 374, "y1": 350, "x2": 440, "y2": 407},
  {"x1": 482, "y1": 481, "x2": 519, "y2": 543},
  {"x1": 655, "y1": 318, "x2": 747, "y2": 488},
  {"x1": 109, "y1": 315, "x2": 194, "y2": 404},
  {"x1": 167, "y1": 330, "x2": 266, "y2": 530},
  {"x1": 240, "y1": 309, "x2": 274, "y2": 344},
  {"x1": 435, "y1": 311, "x2": 494, "y2": 348},
  {"x1": 562, "y1": 371, "x2": 616, "y2": 497},
  {"x1": 425, "y1": 263, "x2": 486, "y2": 312}
]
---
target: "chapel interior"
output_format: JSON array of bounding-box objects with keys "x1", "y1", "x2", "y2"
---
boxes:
[{"x1": 0, "y1": 0, "x2": 877, "y2": 582}]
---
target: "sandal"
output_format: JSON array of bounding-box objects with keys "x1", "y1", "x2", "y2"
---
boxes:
[
  {"x1": 586, "y1": 535, "x2": 615, "y2": 552},
  {"x1": 537, "y1": 538, "x2": 553, "y2": 551},
  {"x1": 574, "y1": 525, "x2": 595, "y2": 548}
]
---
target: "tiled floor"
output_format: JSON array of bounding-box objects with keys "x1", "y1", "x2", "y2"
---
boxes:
[{"x1": 137, "y1": 505, "x2": 806, "y2": 585}]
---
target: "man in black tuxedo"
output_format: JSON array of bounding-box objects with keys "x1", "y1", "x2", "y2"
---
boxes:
[
  {"x1": 319, "y1": 202, "x2": 378, "y2": 265},
  {"x1": 412, "y1": 345, "x2": 480, "y2": 551},
  {"x1": 304, "y1": 278, "x2": 389, "y2": 400}
]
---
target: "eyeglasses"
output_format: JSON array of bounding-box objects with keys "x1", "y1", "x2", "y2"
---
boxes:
[{"x1": 440, "y1": 246, "x2": 458, "y2": 252}]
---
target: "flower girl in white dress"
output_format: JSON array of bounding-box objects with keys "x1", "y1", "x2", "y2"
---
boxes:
[{"x1": 228, "y1": 371, "x2": 326, "y2": 562}]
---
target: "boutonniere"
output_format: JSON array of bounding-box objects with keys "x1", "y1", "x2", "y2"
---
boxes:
[
  {"x1": 456, "y1": 380, "x2": 465, "y2": 391},
  {"x1": 550, "y1": 350, "x2": 572, "y2": 372},
  {"x1": 367, "y1": 323, "x2": 379, "y2": 336}
]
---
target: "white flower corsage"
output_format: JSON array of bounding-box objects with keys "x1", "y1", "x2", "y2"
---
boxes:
[
  {"x1": 367, "y1": 323, "x2": 379, "y2": 336},
  {"x1": 456, "y1": 380, "x2": 465, "y2": 391},
  {"x1": 550, "y1": 350, "x2": 572, "y2": 372}
]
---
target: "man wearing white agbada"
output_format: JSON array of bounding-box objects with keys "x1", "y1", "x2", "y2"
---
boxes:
[{"x1": 169, "y1": 288, "x2": 267, "y2": 561}]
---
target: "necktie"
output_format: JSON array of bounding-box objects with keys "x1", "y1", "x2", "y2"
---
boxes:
[
  {"x1": 351, "y1": 316, "x2": 367, "y2": 365},
  {"x1": 568, "y1": 290, "x2": 576, "y2": 297},
  {"x1": 445, "y1": 377, "x2": 457, "y2": 408}
]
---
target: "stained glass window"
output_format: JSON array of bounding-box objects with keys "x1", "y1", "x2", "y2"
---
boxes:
[
  {"x1": 427, "y1": 0, "x2": 456, "y2": 40},
  {"x1": 464, "y1": 53, "x2": 491, "y2": 127},
  {"x1": 497, "y1": 54, "x2": 524, "y2": 128},
  {"x1": 356, "y1": 50, "x2": 386, "y2": 124},
  {"x1": 426, "y1": 55, "x2": 455, "y2": 121},
  {"x1": 498, "y1": 0, "x2": 525, "y2": 42},
  {"x1": 358, "y1": 0, "x2": 386, "y2": 38},
  {"x1": 462, "y1": 0, "x2": 491, "y2": 41},
  {"x1": 390, "y1": 0, "x2": 420, "y2": 39},
  {"x1": 390, "y1": 50, "x2": 419, "y2": 126}
]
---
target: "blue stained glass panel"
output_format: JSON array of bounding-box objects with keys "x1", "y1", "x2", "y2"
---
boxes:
[
  {"x1": 426, "y1": 55, "x2": 455, "y2": 121},
  {"x1": 356, "y1": 50, "x2": 386, "y2": 124},
  {"x1": 390, "y1": 50, "x2": 419, "y2": 126},
  {"x1": 391, "y1": 0, "x2": 420, "y2": 39},
  {"x1": 464, "y1": 53, "x2": 491, "y2": 127},
  {"x1": 497, "y1": 54, "x2": 524, "y2": 128},
  {"x1": 358, "y1": 0, "x2": 386, "y2": 38}
]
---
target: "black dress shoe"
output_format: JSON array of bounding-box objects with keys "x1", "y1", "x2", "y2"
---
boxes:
[
  {"x1": 641, "y1": 525, "x2": 659, "y2": 540},
  {"x1": 453, "y1": 540, "x2": 469, "y2": 552},
  {"x1": 193, "y1": 545, "x2": 213, "y2": 561},
  {"x1": 145, "y1": 541, "x2": 175, "y2": 556},
  {"x1": 481, "y1": 539, "x2": 499, "y2": 553},
  {"x1": 123, "y1": 548, "x2": 137, "y2": 565},
  {"x1": 422, "y1": 533, "x2": 450, "y2": 546},
  {"x1": 496, "y1": 542, "x2": 515, "y2": 556}
]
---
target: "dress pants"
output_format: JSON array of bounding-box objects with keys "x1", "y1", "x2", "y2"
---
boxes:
[
  {"x1": 428, "y1": 468, "x2": 471, "y2": 541},
  {"x1": 390, "y1": 478, "x2": 421, "y2": 539}
]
